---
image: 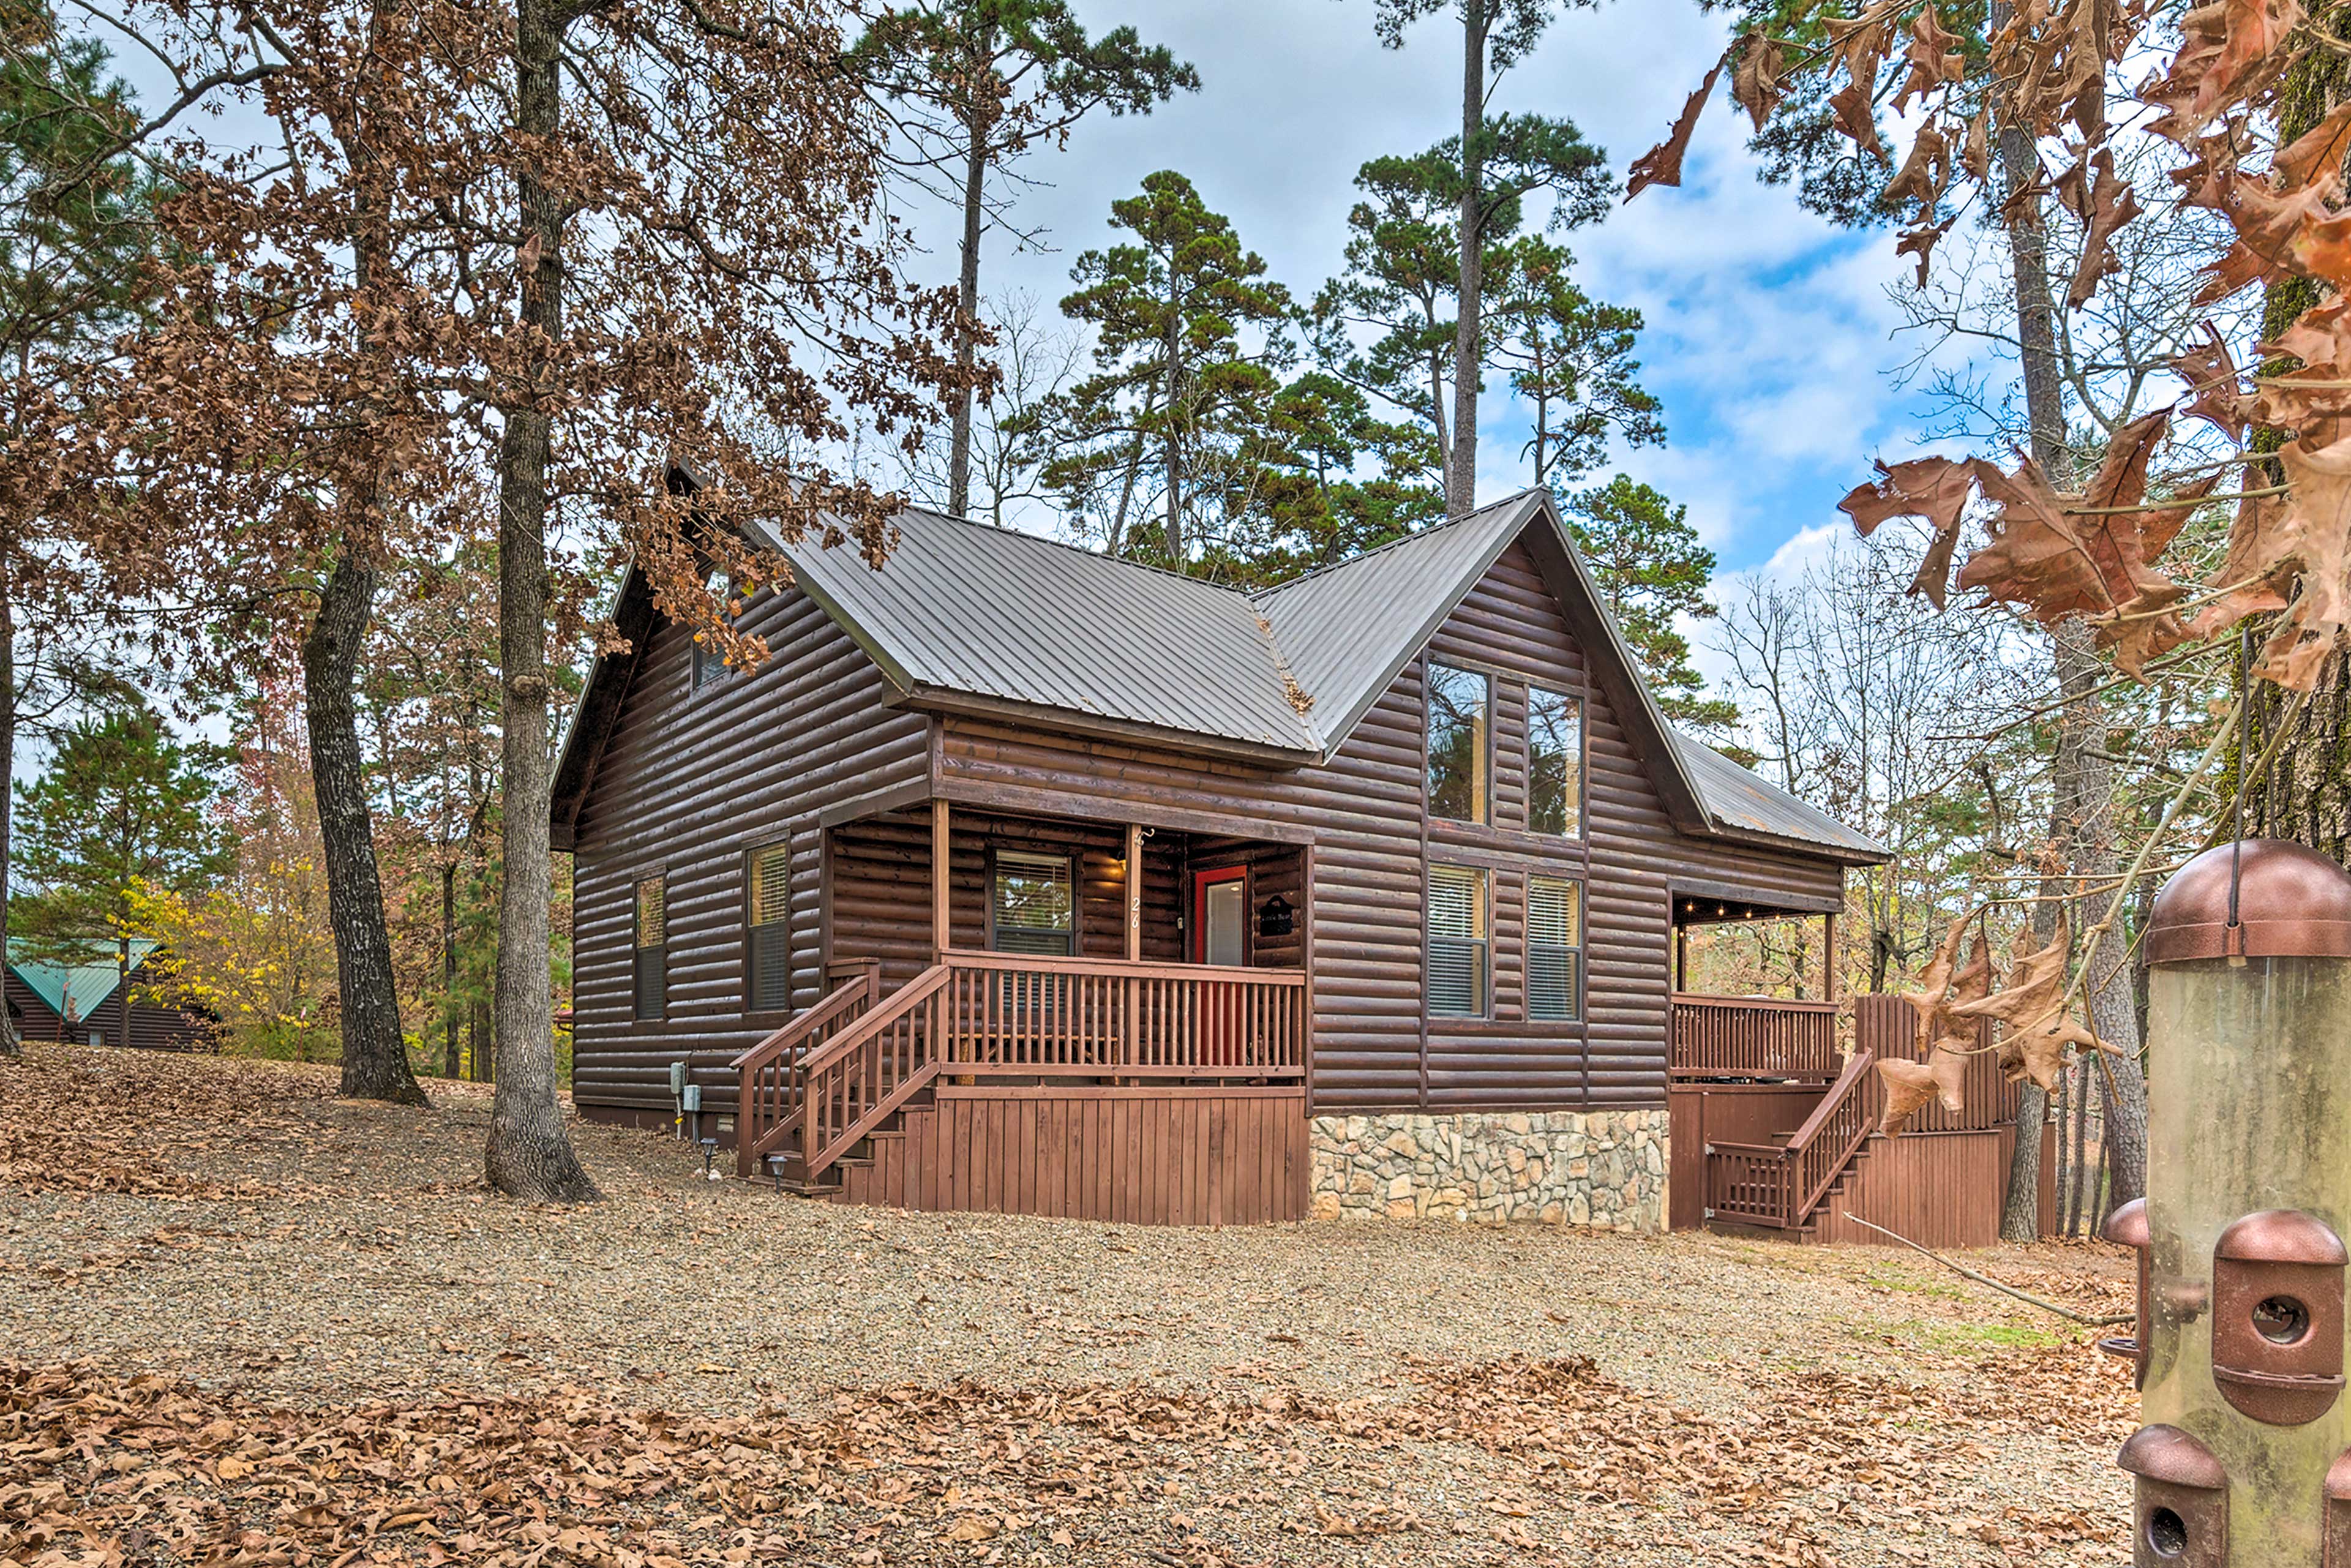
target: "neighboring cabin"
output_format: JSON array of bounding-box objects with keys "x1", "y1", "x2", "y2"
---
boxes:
[
  {"x1": 555, "y1": 485, "x2": 2033, "y2": 1237},
  {"x1": 6, "y1": 938, "x2": 215, "y2": 1052}
]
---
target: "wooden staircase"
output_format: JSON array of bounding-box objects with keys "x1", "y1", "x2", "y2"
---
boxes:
[{"x1": 1700, "y1": 1046, "x2": 1884, "y2": 1238}]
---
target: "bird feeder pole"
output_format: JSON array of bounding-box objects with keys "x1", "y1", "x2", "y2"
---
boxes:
[{"x1": 2107, "y1": 839, "x2": 2351, "y2": 1566}]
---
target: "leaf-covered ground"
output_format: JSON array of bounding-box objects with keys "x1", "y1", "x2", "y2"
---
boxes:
[{"x1": 2, "y1": 1044, "x2": 2134, "y2": 1566}]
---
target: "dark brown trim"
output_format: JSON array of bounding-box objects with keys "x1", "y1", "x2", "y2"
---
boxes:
[
  {"x1": 1668, "y1": 874, "x2": 1845, "y2": 919},
  {"x1": 1301, "y1": 839, "x2": 1318, "y2": 1118},
  {"x1": 936, "y1": 775, "x2": 1315, "y2": 845},
  {"x1": 909, "y1": 686, "x2": 1318, "y2": 768},
  {"x1": 814, "y1": 776, "x2": 933, "y2": 830}
]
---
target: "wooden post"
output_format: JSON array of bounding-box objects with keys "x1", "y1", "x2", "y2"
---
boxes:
[
  {"x1": 1673, "y1": 923, "x2": 1689, "y2": 994},
  {"x1": 1124, "y1": 822, "x2": 1143, "y2": 962},
  {"x1": 1821, "y1": 910, "x2": 1838, "y2": 1002},
  {"x1": 932, "y1": 798, "x2": 951, "y2": 958}
]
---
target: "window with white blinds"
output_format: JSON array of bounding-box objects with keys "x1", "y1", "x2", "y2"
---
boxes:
[
  {"x1": 634, "y1": 876, "x2": 667, "y2": 1021},
  {"x1": 1528, "y1": 874, "x2": 1583, "y2": 1022},
  {"x1": 1427, "y1": 865, "x2": 1488, "y2": 1018},
  {"x1": 748, "y1": 844, "x2": 790, "y2": 1012},
  {"x1": 991, "y1": 850, "x2": 1074, "y2": 956}
]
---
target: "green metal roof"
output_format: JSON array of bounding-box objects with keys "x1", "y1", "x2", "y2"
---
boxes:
[{"x1": 6, "y1": 938, "x2": 159, "y2": 1024}]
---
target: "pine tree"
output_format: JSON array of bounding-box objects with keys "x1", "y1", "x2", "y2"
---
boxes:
[
  {"x1": 1307, "y1": 132, "x2": 1630, "y2": 505},
  {"x1": 13, "y1": 704, "x2": 228, "y2": 1047},
  {"x1": 847, "y1": 1, "x2": 1196, "y2": 519},
  {"x1": 1363, "y1": 0, "x2": 1608, "y2": 516},
  {"x1": 0, "y1": 0, "x2": 154, "y2": 1056},
  {"x1": 1561, "y1": 476, "x2": 1736, "y2": 732},
  {"x1": 1041, "y1": 171, "x2": 1292, "y2": 568}
]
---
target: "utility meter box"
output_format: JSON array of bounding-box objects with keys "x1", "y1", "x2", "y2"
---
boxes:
[{"x1": 2211, "y1": 1211, "x2": 2347, "y2": 1427}]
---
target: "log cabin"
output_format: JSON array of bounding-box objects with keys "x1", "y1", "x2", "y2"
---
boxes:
[
  {"x1": 6, "y1": 938, "x2": 216, "y2": 1052},
  {"x1": 555, "y1": 484, "x2": 2037, "y2": 1236}
]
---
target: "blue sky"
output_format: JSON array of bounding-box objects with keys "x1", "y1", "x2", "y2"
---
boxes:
[{"x1": 915, "y1": 0, "x2": 1936, "y2": 576}]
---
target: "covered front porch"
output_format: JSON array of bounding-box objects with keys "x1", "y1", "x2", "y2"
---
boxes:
[{"x1": 736, "y1": 798, "x2": 1311, "y2": 1216}]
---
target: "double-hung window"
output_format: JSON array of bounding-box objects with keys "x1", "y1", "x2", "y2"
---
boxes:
[
  {"x1": 634, "y1": 875, "x2": 668, "y2": 1021},
  {"x1": 1527, "y1": 875, "x2": 1583, "y2": 1022},
  {"x1": 1426, "y1": 661, "x2": 1490, "y2": 823},
  {"x1": 747, "y1": 844, "x2": 790, "y2": 1012},
  {"x1": 1528, "y1": 686, "x2": 1583, "y2": 836},
  {"x1": 1427, "y1": 865, "x2": 1488, "y2": 1018},
  {"x1": 991, "y1": 850, "x2": 1075, "y2": 956}
]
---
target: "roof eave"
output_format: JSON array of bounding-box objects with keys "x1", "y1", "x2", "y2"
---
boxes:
[
  {"x1": 1701, "y1": 820, "x2": 1892, "y2": 866},
  {"x1": 907, "y1": 686, "x2": 1321, "y2": 768}
]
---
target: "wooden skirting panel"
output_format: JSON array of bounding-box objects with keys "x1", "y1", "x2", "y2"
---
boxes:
[
  {"x1": 1810, "y1": 1125, "x2": 2058, "y2": 1248},
  {"x1": 832, "y1": 1085, "x2": 1310, "y2": 1225}
]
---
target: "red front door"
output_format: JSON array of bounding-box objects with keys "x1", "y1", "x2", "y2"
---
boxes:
[{"x1": 1193, "y1": 867, "x2": 1247, "y2": 1064}]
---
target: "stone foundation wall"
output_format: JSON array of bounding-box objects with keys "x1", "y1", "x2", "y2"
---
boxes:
[{"x1": 1308, "y1": 1109, "x2": 1667, "y2": 1229}]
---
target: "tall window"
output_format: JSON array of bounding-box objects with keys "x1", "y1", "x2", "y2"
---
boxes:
[
  {"x1": 1427, "y1": 865, "x2": 1488, "y2": 1018},
  {"x1": 1426, "y1": 661, "x2": 1490, "y2": 823},
  {"x1": 748, "y1": 844, "x2": 790, "y2": 1011},
  {"x1": 1528, "y1": 686, "x2": 1583, "y2": 836},
  {"x1": 991, "y1": 850, "x2": 1074, "y2": 956},
  {"x1": 1528, "y1": 875, "x2": 1583, "y2": 1022},
  {"x1": 634, "y1": 876, "x2": 667, "y2": 1021},
  {"x1": 690, "y1": 637, "x2": 719, "y2": 690}
]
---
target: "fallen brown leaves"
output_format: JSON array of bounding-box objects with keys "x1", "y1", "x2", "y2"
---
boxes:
[
  {"x1": 0, "y1": 1337, "x2": 2132, "y2": 1568},
  {"x1": 0, "y1": 1048, "x2": 329, "y2": 1200}
]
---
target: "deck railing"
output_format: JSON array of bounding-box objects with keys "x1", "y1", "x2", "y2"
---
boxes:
[
  {"x1": 752, "y1": 951, "x2": 1307, "y2": 1184},
  {"x1": 1670, "y1": 993, "x2": 1841, "y2": 1081},
  {"x1": 1704, "y1": 1046, "x2": 1882, "y2": 1229}
]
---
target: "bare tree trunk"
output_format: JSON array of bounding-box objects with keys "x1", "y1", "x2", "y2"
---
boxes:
[
  {"x1": 486, "y1": 0, "x2": 598, "y2": 1201},
  {"x1": 1, "y1": 584, "x2": 18, "y2": 1060},
  {"x1": 302, "y1": 542, "x2": 426, "y2": 1104},
  {"x1": 1445, "y1": 0, "x2": 1489, "y2": 521},
  {"x1": 1993, "y1": 84, "x2": 2066, "y2": 1242},
  {"x1": 442, "y1": 858, "x2": 459, "y2": 1077},
  {"x1": 2249, "y1": 10, "x2": 2351, "y2": 864},
  {"x1": 946, "y1": 122, "x2": 986, "y2": 519}
]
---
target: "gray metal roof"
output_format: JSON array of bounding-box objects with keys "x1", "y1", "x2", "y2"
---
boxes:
[
  {"x1": 1673, "y1": 734, "x2": 1886, "y2": 858},
  {"x1": 553, "y1": 481, "x2": 1886, "y2": 865},
  {"x1": 1253, "y1": 493, "x2": 1539, "y2": 752},
  {"x1": 757, "y1": 508, "x2": 1320, "y2": 756}
]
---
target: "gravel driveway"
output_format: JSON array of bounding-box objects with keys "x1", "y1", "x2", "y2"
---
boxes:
[{"x1": 2, "y1": 1045, "x2": 2135, "y2": 1567}]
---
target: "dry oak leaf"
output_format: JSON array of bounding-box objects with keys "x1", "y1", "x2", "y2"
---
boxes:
[
  {"x1": 1731, "y1": 32, "x2": 1785, "y2": 133},
  {"x1": 1828, "y1": 78, "x2": 1887, "y2": 162},
  {"x1": 1878, "y1": 1046, "x2": 1969, "y2": 1136},
  {"x1": 1949, "y1": 917, "x2": 2111, "y2": 1092},
  {"x1": 1898, "y1": 219, "x2": 1954, "y2": 288},
  {"x1": 2146, "y1": 0, "x2": 2303, "y2": 144},
  {"x1": 1897, "y1": 912, "x2": 1974, "y2": 1039},
  {"x1": 1883, "y1": 121, "x2": 1954, "y2": 218},
  {"x1": 1839, "y1": 455, "x2": 1977, "y2": 607},
  {"x1": 1892, "y1": 5, "x2": 1966, "y2": 111},
  {"x1": 2240, "y1": 437, "x2": 2351, "y2": 687},
  {"x1": 1626, "y1": 59, "x2": 1725, "y2": 200},
  {"x1": 2169, "y1": 321, "x2": 2246, "y2": 440},
  {"x1": 1958, "y1": 416, "x2": 2211, "y2": 673},
  {"x1": 2061, "y1": 148, "x2": 2142, "y2": 308}
]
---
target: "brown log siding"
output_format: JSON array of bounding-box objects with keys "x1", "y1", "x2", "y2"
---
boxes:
[{"x1": 569, "y1": 580, "x2": 928, "y2": 1114}]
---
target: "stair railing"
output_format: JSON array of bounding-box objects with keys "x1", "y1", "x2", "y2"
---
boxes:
[
  {"x1": 731, "y1": 965, "x2": 879, "y2": 1177},
  {"x1": 1704, "y1": 1046, "x2": 1880, "y2": 1229},
  {"x1": 795, "y1": 963, "x2": 954, "y2": 1181}
]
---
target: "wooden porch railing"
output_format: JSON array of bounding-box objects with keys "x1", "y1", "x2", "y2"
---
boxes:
[
  {"x1": 761, "y1": 951, "x2": 1308, "y2": 1185},
  {"x1": 1670, "y1": 993, "x2": 1840, "y2": 1081},
  {"x1": 1703, "y1": 1046, "x2": 1881, "y2": 1229},
  {"x1": 732, "y1": 960, "x2": 880, "y2": 1177}
]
